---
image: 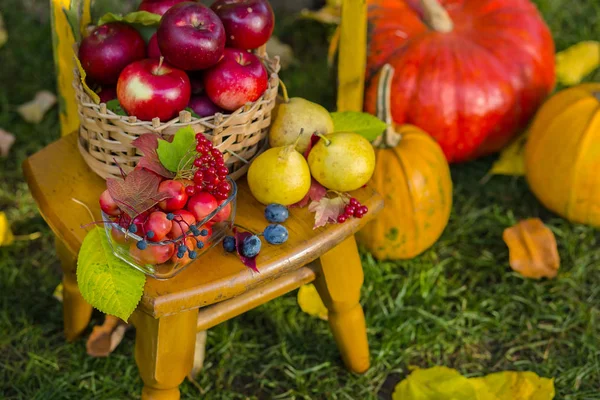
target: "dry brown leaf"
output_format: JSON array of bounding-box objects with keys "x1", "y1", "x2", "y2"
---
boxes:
[
  {"x1": 266, "y1": 36, "x2": 295, "y2": 70},
  {"x1": 17, "y1": 91, "x2": 57, "y2": 124},
  {"x1": 503, "y1": 218, "x2": 560, "y2": 279},
  {"x1": 0, "y1": 129, "x2": 15, "y2": 157},
  {"x1": 86, "y1": 315, "x2": 130, "y2": 357}
]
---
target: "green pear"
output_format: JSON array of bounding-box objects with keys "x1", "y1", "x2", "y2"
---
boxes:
[{"x1": 269, "y1": 97, "x2": 334, "y2": 153}]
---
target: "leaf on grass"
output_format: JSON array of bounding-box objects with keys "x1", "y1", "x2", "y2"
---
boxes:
[
  {"x1": 157, "y1": 126, "x2": 197, "y2": 173},
  {"x1": 297, "y1": 284, "x2": 328, "y2": 320},
  {"x1": 503, "y1": 218, "x2": 560, "y2": 279},
  {"x1": 74, "y1": 54, "x2": 101, "y2": 104},
  {"x1": 132, "y1": 133, "x2": 175, "y2": 178},
  {"x1": 86, "y1": 315, "x2": 130, "y2": 357},
  {"x1": 17, "y1": 91, "x2": 57, "y2": 124},
  {"x1": 98, "y1": 11, "x2": 161, "y2": 26},
  {"x1": 488, "y1": 132, "x2": 528, "y2": 177},
  {"x1": 308, "y1": 196, "x2": 346, "y2": 229},
  {"x1": 291, "y1": 178, "x2": 327, "y2": 208},
  {"x1": 106, "y1": 99, "x2": 127, "y2": 116},
  {"x1": 106, "y1": 168, "x2": 170, "y2": 218},
  {"x1": 233, "y1": 228, "x2": 258, "y2": 272},
  {"x1": 53, "y1": 283, "x2": 64, "y2": 302},
  {"x1": 77, "y1": 227, "x2": 145, "y2": 321},
  {"x1": 556, "y1": 41, "x2": 600, "y2": 86},
  {"x1": 0, "y1": 128, "x2": 15, "y2": 157},
  {"x1": 300, "y1": 2, "x2": 341, "y2": 25},
  {"x1": 330, "y1": 111, "x2": 387, "y2": 141},
  {"x1": 0, "y1": 12, "x2": 7, "y2": 49},
  {"x1": 0, "y1": 212, "x2": 14, "y2": 246},
  {"x1": 392, "y1": 367, "x2": 555, "y2": 400},
  {"x1": 266, "y1": 36, "x2": 295, "y2": 70}
]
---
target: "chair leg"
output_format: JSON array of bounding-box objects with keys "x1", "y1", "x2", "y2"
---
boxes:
[
  {"x1": 131, "y1": 309, "x2": 198, "y2": 400},
  {"x1": 315, "y1": 236, "x2": 370, "y2": 373},
  {"x1": 55, "y1": 236, "x2": 92, "y2": 342}
]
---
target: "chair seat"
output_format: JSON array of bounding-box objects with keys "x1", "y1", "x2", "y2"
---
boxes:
[{"x1": 23, "y1": 133, "x2": 383, "y2": 318}]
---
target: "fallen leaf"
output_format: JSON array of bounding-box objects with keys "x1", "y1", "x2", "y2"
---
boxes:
[
  {"x1": 308, "y1": 196, "x2": 346, "y2": 229},
  {"x1": 0, "y1": 212, "x2": 14, "y2": 246},
  {"x1": 266, "y1": 36, "x2": 295, "y2": 70},
  {"x1": 0, "y1": 12, "x2": 7, "y2": 49},
  {"x1": 17, "y1": 91, "x2": 57, "y2": 124},
  {"x1": 106, "y1": 168, "x2": 170, "y2": 218},
  {"x1": 470, "y1": 371, "x2": 555, "y2": 400},
  {"x1": 556, "y1": 41, "x2": 600, "y2": 86},
  {"x1": 132, "y1": 133, "x2": 176, "y2": 178},
  {"x1": 291, "y1": 178, "x2": 327, "y2": 208},
  {"x1": 487, "y1": 132, "x2": 528, "y2": 177},
  {"x1": 503, "y1": 218, "x2": 560, "y2": 279},
  {"x1": 86, "y1": 315, "x2": 130, "y2": 357},
  {"x1": 53, "y1": 283, "x2": 64, "y2": 302},
  {"x1": 297, "y1": 284, "x2": 328, "y2": 320},
  {"x1": 233, "y1": 228, "x2": 259, "y2": 272},
  {"x1": 0, "y1": 129, "x2": 15, "y2": 157}
]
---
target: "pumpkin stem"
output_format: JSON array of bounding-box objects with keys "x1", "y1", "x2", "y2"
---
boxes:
[
  {"x1": 373, "y1": 64, "x2": 402, "y2": 148},
  {"x1": 420, "y1": 0, "x2": 453, "y2": 33}
]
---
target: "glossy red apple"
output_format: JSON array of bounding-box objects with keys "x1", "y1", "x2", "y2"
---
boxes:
[
  {"x1": 203, "y1": 48, "x2": 268, "y2": 111},
  {"x1": 138, "y1": 0, "x2": 189, "y2": 16},
  {"x1": 97, "y1": 86, "x2": 117, "y2": 103},
  {"x1": 157, "y1": 2, "x2": 226, "y2": 70},
  {"x1": 147, "y1": 33, "x2": 162, "y2": 59},
  {"x1": 187, "y1": 192, "x2": 218, "y2": 221},
  {"x1": 79, "y1": 22, "x2": 146, "y2": 85},
  {"x1": 99, "y1": 189, "x2": 121, "y2": 216},
  {"x1": 158, "y1": 180, "x2": 188, "y2": 211},
  {"x1": 130, "y1": 242, "x2": 175, "y2": 264},
  {"x1": 117, "y1": 58, "x2": 191, "y2": 121},
  {"x1": 188, "y1": 94, "x2": 224, "y2": 117},
  {"x1": 169, "y1": 210, "x2": 197, "y2": 239},
  {"x1": 213, "y1": 199, "x2": 232, "y2": 222},
  {"x1": 211, "y1": 0, "x2": 274, "y2": 50},
  {"x1": 144, "y1": 211, "x2": 173, "y2": 242}
]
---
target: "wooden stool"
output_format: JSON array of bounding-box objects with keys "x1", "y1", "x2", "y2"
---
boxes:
[{"x1": 23, "y1": 132, "x2": 383, "y2": 399}]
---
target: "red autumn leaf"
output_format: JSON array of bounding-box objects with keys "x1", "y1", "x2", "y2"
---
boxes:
[
  {"x1": 106, "y1": 168, "x2": 170, "y2": 218},
  {"x1": 233, "y1": 227, "x2": 259, "y2": 273},
  {"x1": 132, "y1": 133, "x2": 175, "y2": 178},
  {"x1": 303, "y1": 133, "x2": 321, "y2": 159},
  {"x1": 308, "y1": 196, "x2": 346, "y2": 229},
  {"x1": 291, "y1": 178, "x2": 327, "y2": 208}
]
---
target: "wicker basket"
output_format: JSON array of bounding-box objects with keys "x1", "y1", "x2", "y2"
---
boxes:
[{"x1": 74, "y1": 52, "x2": 280, "y2": 180}]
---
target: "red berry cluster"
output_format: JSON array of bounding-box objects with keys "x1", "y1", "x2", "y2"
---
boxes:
[
  {"x1": 337, "y1": 198, "x2": 368, "y2": 223},
  {"x1": 186, "y1": 133, "x2": 231, "y2": 200}
]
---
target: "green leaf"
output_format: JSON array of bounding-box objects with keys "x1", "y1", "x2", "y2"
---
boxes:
[
  {"x1": 77, "y1": 227, "x2": 145, "y2": 321},
  {"x1": 106, "y1": 99, "x2": 127, "y2": 116},
  {"x1": 330, "y1": 111, "x2": 387, "y2": 142},
  {"x1": 62, "y1": 7, "x2": 81, "y2": 42},
  {"x1": 185, "y1": 107, "x2": 201, "y2": 119},
  {"x1": 98, "y1": 11, "x2": 161, "y2": 27},
  {"x1": 157, "y1": 126, "x2": 197, "y2": 172}
]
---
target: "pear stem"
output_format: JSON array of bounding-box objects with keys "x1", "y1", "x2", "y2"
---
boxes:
[
  {"x1": 279, "y1": 79, "x2": 290, "y2": 103},
  {"x1": 316, "y1": 133, "x2": 331, "y2": 146}
]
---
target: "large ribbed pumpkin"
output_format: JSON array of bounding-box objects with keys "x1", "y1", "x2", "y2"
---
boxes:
[
  {"x1": 364, "y1": 0, "x2": 556, "y2": 163},
  {"x1": 525, "y1": 83, "x2": 600, "y2": 226},
  {"x1": 357, "y1": 65, "x2": 452, "y2": 260}
]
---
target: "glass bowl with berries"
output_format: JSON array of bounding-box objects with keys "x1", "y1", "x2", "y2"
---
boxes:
[{"x1": 99, "y1": 131, "x2": 238, "y2": 279}]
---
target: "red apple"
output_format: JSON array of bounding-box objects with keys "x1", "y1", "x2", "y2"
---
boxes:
[
  {"x1": 99, "y1": 189, "x2": 121, "y2": 216},
  {"x1": 144, "y1": 211, "x2": 173, "y2": 242},
  {"x1": 147, "y1": 33, "x2": 162, "y2": 59},
  {"x1": 211, "y1": 0, "x2": 274, "y2": 50},
  {"x1": 130, "y1": 242, "x2": 175, "y2": 264},
  {"x1": 187, "y1": 71, "x2": 204, "y2": 95},
  {"x1": 169, "y1": 210, "x2": 197, "y2": 239},
  {"x1": 157, "y1": 2, "x2": 226, "y2": 70},
  {"x1": 117, "y1": 58, "x2": 191, "y2": 121},
  {"x1": 111, "y1": 226, "x2": 129, "y2": 245},
  {"x1": 158, "y1": 180, "x2": 188, "y2": 211},
  {"x1": 79, "y1": 22, "x2": 146, "y2": 85},
  {"x1": 203, "y1": 48, "x2": 268, "y2": 111},
  {"x1": 213, "y1": 199, "x2": 232, "y2": 222},
  {"x1": 188, "y1": 94, "x2": 224, "y2": 117},
  {"x1": 138, "y1": 0, "x2": 189, "y2": 15},
  {"x1": 187, "y1": 192, "x2": 218, "y2": 221},
  {"x1": 97, "y1": 86, "x2": 117, "y2": 103}
]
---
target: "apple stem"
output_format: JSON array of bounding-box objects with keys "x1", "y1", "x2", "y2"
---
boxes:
[
  {"x1": 316, "y1": 133, "x2": 331, "y2": 147},
  {"x1": 158, "y1": 56, "x2": 165, "y2": 71},
  {"x1": 279, "y1": 79, "x2": 290, "y2": 103}
]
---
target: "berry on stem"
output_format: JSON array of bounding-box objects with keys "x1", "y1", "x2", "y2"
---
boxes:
[{"x1": 223, "y1": 236, "x2": 236, "y2": 252}]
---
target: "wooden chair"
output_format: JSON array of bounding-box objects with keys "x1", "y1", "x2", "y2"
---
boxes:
[{"x1": 23, "y1": 132, "x2": 383, "y2": 399}]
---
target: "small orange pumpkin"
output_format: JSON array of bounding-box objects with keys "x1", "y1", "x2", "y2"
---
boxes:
[
  {"x1": 357, "y1": 64, "x2": 452, "y2": 260},
  {"x1": 525, "y1": 83, "x2": 600, "y2": 226}
]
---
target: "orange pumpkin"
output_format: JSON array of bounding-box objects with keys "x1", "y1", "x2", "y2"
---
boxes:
[
  {"x1": 357, "y1": 65, "x2": 452, "y2": 260},
  {"x1": 525, "y1": 83, "x2": 600, "y2": 226}
]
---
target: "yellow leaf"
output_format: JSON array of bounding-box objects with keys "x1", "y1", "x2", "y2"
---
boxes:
[
  {"x1": 488, "y1": 132, "x2": 528, "y2": 176},
  {"x1": 297, "y1": 284, "x2": 328, "y2": 320},
  {"x1": 0, "y1": 212, "x2": 14, "y2": 246},
  {"x1": 556, "y1": 41, "x2": 600, "y2": 86},
  {"x1": 470, "y1": 371, "x2": 555, "y2": 400},
  {"x1": 53, "y1": 283, "x2": 64, "y2": 302},
  {"x1": 74, "y1": 55, "x2": 101, "y2": 104},
  {"x1": 17, "y1": 91, "x2": 57, "y2": 124}
]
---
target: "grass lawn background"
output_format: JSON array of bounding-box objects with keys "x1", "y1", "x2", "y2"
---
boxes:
[{"x1": 1, "y1": 0, "x2": 599, "y2": 398}]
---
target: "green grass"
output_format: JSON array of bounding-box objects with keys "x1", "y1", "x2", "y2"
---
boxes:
[{"x1": 1, "y1": 0, "x2": 600, "y2": 398}]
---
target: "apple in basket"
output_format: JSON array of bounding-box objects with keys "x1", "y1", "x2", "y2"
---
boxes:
[
  {"x1": 138, "y1": 0, "x2": 189, "y2": 16},
  {"x1": 211, "y1": 0, "x2": 275, "y2": 50},
  {"x1": 116, "y1": 58, "x2": 191, "y2": 121},
  {"x1": 147, "y1": 33, "x2": 162, "y2": 59},
  {"x1": 157, "y1": 2, "x2": 226, "y2": 71},
  {"x1": 203, "y1": 48, "x2": 268, "y2": 111}
]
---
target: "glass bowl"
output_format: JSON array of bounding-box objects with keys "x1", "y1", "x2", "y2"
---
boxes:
[{"x1": 102, "y1": 178, "x2": 237, "y2": 280}]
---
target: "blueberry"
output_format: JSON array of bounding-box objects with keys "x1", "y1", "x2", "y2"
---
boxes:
[
  {"x1": 166, "y1": 213, "x2": 175, "y2": 220},
  {"x1": 241, "y1": 235, "x2": 261, "y2": 258},
  {"x1": 146, "y1": 230, "x2": 155, "y2": 239},
  {"x1": 223, "y1": 236, "x2": 236, "y2": 252},
  {"x1": 128, "y1": 224, "x2": 137, "y2": 233},
  {"x1": 264, "y1": 203, "x2": 289, "y2": 223},
  {"x1": 200, "y1": 229, "x2": 209, "y2": 237},
  {"x1": 197, "y1": 241, "x2": 205, "y2": 249},
  {"x1": 188, "y1": 250, "x2": 197, "y2": 259},
  {"x1": 136, "y1": 240, "x2": 147, "y2": 250},
  {"x1": 263, "y1": 224, "x2": 288, "y2": 245}
]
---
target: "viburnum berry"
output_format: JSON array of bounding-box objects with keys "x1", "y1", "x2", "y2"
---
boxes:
[
  {"x1": 337, "y1": 214, "x2": 347, "y2": 223},
  {"x1": 185, "y1": 185, "x2": 196, "y2": 196},
  {"x1": 349, "y1": 198, "x2": 359, "y2": 207}
]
